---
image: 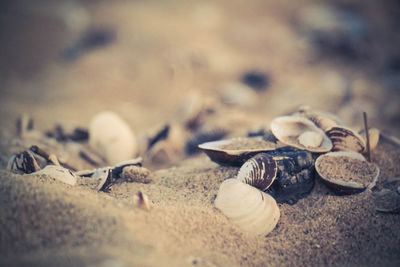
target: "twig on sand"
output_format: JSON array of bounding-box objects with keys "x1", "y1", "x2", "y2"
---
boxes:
[{"x1": 363, "y1": 112, "x2": 371, "y2": 162}]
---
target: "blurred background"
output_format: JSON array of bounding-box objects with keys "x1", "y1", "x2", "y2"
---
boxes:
[{"x1": 0, "y1": 0, "x2": 399, "y2": 138}]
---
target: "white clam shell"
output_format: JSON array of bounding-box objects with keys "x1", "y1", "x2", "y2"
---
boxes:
[
  {"x1": 270, "y1": 116, "x2": 332, "y2": 152},
  {"x1": 89, "y1": 111, "x2": 137, "y2": 165},
  {"x1": 214, "y1": 179, "x2": 280, "y2": 236},
  {"x1": 31, "y1": 165, "x2": 77, "y2": 186}
]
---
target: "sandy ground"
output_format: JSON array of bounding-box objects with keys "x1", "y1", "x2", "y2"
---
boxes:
[{"x1": 1, "y1": 0, "x2": 400, "y2": 266}]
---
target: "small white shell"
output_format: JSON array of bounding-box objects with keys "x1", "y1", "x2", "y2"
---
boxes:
[
  {"x1": 326, "y1": 126, "x2": 365, "y2": 153},
  {"x1": 214, "y1": 179, "x2": 280, "y2": 236},
  {"x1": 237, "y1": 153, "x2": 277, "y2": 191},
  {"x1": 89, "y1": 111, "x2": 137, "y2": 165},
  {"x1": 270, "y1": 116, "x2": 332, "y2": 152},
  {"x1": 31, "y1": 165, "x2": 77, "y2": 186}
]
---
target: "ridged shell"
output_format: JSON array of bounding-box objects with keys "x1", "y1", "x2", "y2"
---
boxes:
[
  {"x1": 315, "y1": 151, "x2": 380, "y2": 194},
  {"x1": 237, "y1": 153, "x2": 277, "y2": 191},
  {"x1": 270, "y1": 116, "x2": 332, "y2": 152},
  {"x1": 214, "y1": 179, "x2": 280, "y2": 236},
  {"x1": 326, "y1": 126, "x2": 365, "y2": 153}
]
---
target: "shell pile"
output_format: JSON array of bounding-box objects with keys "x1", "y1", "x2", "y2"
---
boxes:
[{"x1": 200, "y1": 106, "x2": 388, "y2": 235}]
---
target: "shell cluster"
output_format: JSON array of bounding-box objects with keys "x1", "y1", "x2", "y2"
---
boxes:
[{"x1": 203, "y1": 106, "x2": 385, "y2": 235}]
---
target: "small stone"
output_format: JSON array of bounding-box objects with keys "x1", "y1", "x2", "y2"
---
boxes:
[
  {"x1": 241, "y1": 71, "x2": 270, "y2": 91},
  {"x1": 121, "y1": 166, "x2": 151, "y2": 184}
]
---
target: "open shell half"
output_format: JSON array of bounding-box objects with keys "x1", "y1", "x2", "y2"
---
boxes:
[
  {"x1": 270, "y1": 116, "x2": 332, "y2": 152},
  {"x1": 315, "y1": 151, "x2": 380, "y2": 194},
  {"x1": 198, "y1": 137, "x2": 281, "y2": 166}
]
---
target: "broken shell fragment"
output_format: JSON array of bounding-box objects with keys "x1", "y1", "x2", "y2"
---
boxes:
[
  {"x1": 214, "y1": 179, "x2": 280, "y2": 236},
  {"x1": 89, "y1": 111, "x2": 138, "y2": 165},
  {"x1": 237, "y1": 153, "x2": 277, "y2": 191},
  {"x1": 326, "y1": 126, "x2": 365, "y2": 153},
  {"x1": 198, "y1": 137, "x2": 280, "y2": 166},
  {"x1": 270, "y1": 116, "x2": 332, "y2": 152},
  {"x1": 359, "y1": 128, "x2": 380, "y2": 152},
  {"x1": 7, "y1": 151, "x2": 41, "y2": 174},
  {"x1": 31, "y1": 165, "x2": 77, "y2": 186},
  {"x1": 315, "y1": 151, "x2": 380, "y2": 194}
]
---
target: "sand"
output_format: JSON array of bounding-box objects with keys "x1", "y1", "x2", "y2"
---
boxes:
[{"x1": 1, "y1": 0, "x2": 400, "y2": 266}]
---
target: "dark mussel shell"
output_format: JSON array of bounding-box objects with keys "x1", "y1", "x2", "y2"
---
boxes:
[
  {"x1": 237, "y1": 153, "x2": 278, "y2": 191},
  {"x1": 264, "y1": 147, "x2": 315, "y2": 205}
]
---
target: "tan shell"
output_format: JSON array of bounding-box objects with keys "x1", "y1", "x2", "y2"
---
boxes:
[
  {"x1": 89, "y1": 111, "x2": 138, "y2": 165},
  {"x1": 326, "y1": 126, "x2": 365, "y2": 153},
  {"x1": 315, "y1": 151, "x2": 380, "y2": 194},
  {"x1": 359, "y1": 128, "x2": 380, "y2": 152},
  {"x1": 270, "y1": 116, "x2": 332, "y2": 152},
  {"x1": 214, "y1": 179, "x2": 280, "y2": 236},
  {"x1": 237, "y1": 153, "x2": 277, "y2": 191},
  {"x1": 293, "y1": 107, "x2": 344, "y2": 131},
  {"x1": 198, "y1": 137, "x2": 280, "y2": 166}
]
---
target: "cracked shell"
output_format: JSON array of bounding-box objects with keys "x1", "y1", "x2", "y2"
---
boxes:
[
  {"x1": 214, "y1": 179, "x2": 280, "y2": 236},
  {"x1": 270, "y1": 116, "x2": 332, "y2": 152}
]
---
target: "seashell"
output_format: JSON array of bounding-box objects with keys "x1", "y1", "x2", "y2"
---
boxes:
[
  {"x1": 326, "y1": 126, "x2": 365, "y2": 153},
  {"x1": 315, "y1": 151, "x2": 380, "y2": 194},
  {"x1": 237, "y1": 153, "x2": 277, "y2": 191},
  {"x1": 264, "y1": 147, "x2": 315, "y2": 204},
  {"x1": 89, "y1": 111, "x2": 138, "y2": 165},
  {"x1": 270, "y1": 116, "x2": 332, "y2": 152},
  {"x1": 358, "y1": 128, "x2": 380, "y2": 152},
  {"x1": 146, "y1": 124, "x2": 186, "y2": 164},
  {"x1": 214, "y1": 179, "x2": 280, "y2": 236},
  {"x1": 31, "y1": 165, "x2": 77, "y2": 186},
  {"x1": 198, "y1": 137, "x2": 281, "y2": 166},
  {"x1": 293, "y1": 107, "x2": 344, "y2": 131},
  {"x1": 7, "y1": 151, "x2": 41, "y2": 174}
]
